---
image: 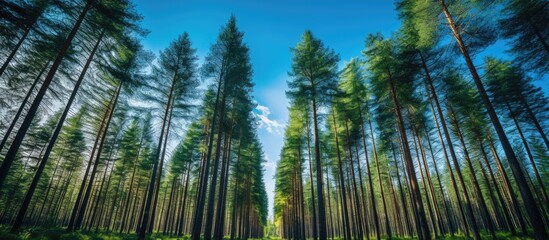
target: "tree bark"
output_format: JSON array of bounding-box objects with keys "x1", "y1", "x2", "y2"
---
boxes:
[
  {"x1": 387, "y1": 70, "x2": 431, "y2": 239},
  {"x1": 439, "y1": 1, "x2": 548, "y2": 238},
  {"x1": 0, "y1": 0, "x2": 93, "y2": 189}
]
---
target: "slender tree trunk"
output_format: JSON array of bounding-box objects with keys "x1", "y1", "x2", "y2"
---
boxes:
[
  {"x1": 0, "y1": 20, "x2": 35, "y2": 78},
  {"x1": 390, "y1": 144, "x2": 412, "y2": 237},
  {"x1": 0, "y1": 61, "x2": 49, "y2": 154},
  {"x1": 386, "y1": 70, "x2": 431, "y2": 239},
  {"x1": 203, "y1": 89, "x2": 227, "y2": 240},
  {"x1": 177, "y1": 162, "x2": 192, "y2": 236},
  {"x1": 214, "y1": 110, "x2": 236, "y2": 239},
  {"x1": 75, "y1": 83, "x2": 121, "y2": 230},
  {"x1": 509, "y1": 104, "x2": 549, "y2": 210},
  {"x1": 305, "y1": 117, "x2": 318, "y2": 240},
  {"x1": 138, "y1": 70, "x2": 179, "y2": 239},
  {"x1": 191, "y1": 73, "x2": 224, "y2": 240},
  {"x1": 331, "y1": 111, "x2": 352, "y2": 240},
  {"x1": 0, "y1": 0, "x2": 93, "y2": 189},
  {"x1": 422, "y1": 54, "x2": 470, "y2": 237},
  {"x1": 148, "y1": 97, "x2": 175, "y2": 233},
  {"x1": 424, "y1": 126, "x2": 455, "y2": 236},
  {"x1": 120, "y1": 134, "x2": 145, "y2": 233},
  {"x1": 448, "y1": 106, "x2": 497, "y2": 238},
  {"x1": 343, "y1": 120, "x2": 365, "y2": 240},
  {"x1": 67, "y1": 86, "x2": 117, "y2": 231},
  {"x1": 311, "y1": 94, "x2": 327, "y2": 239},
  {"x1": 417, "y1": 128, "x2": 444, "y2": 236},
  {"x1": 439, "y1": 1, "x2": 548, "y2": 238},
  {"x1": 10, "y1": 31, "x2": 104, "y2": 233},
  {"x1": 486, "y1": 134, "x2": 528, "y2": 234}
]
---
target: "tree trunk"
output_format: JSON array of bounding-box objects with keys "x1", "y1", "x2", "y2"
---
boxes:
[
  {"x1": 331, "y1": 111, "x2": 352, "y2": 240},
  {"x1": 343, "y1": 120, "x2": 365, "y2": 239},
  {"x1": 448, "y1": 106, "x2": 496, "y2": 238},
  {"x1": 148, "y1": 97, "x2": 175, "y2": 233},
  {"x1": 386, "y1": 70, "x2": 431, "y2": 239},
  {"x1": 311, "y1": 94, "x2": 327, "y2": 239},
  {"x1": 508, "y1": 104, "x2": 549, "y2": 211},
  {"x1": 486, "y1": 134, "x2": 528, "y2": 234},
  {"x1": 422, "y1": 53, "x2": 470, "y2": 237},
  {"x1": 138, "y1": 70, "x2": 179, "y2": 240},
  {"x1": 0, "y1": 60, "x2": 49, "y2": 154},
  {"x1": 0, "y1": 20, "x2": 34, "y2": 78},
  {"x1": 439, "y1": 1, "x2": 548, "y2": 238},
  {"x1": 305, "y1": 116, "x2": 318, "y2": 240},
  {"x1": 191, "y1": 75, "x2": 223, "y2": 240},
  {"x1": 10, "y1": 30, "x2": 104, "y2": 232},
  {"x1": 203, "y1": 89, "x2": 227, "y2": 240},
  {"x1": 67, "y1": 86, "x2": 117, "y2": 231},
  {"x1": 0, "y1": 0, "x2": 93, "y2": 189},
  {"x1": 74, "y1": 83, "x2": 121, "y2": 230}
]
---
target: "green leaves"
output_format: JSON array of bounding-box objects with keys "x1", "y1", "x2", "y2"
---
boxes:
[{"x1": 287, "y1": 30, "x2": 340, "y2": 105}]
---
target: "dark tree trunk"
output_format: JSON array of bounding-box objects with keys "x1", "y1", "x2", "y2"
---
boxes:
[
  {"x1": 203, "y1": 89, "x2": 227, "y2": 240},
  {"x1": 67, "y1": 86, "x2": 117, "y2": 231},
  {"x1": 75, "y1": 84, "x2": 121, "y2": 230},
  {"x1": 305, "y1": 117, "x2": 318, "y2": 240},
  {"x1": 191, "y1": 76, "x2": 223, "y2": 240},
  {"x1": 439, "y1": 1, "x2": 548, "y2": 238},
  {"x1": 138, "y1": 70, "x2": 178, "y2": 239},
  {"x1": 386, "y1": 70, "x2": 431, "y2": 239},
  {"x1": 311, "y1": 95, "x2": 327, "y2": 239},
  {"x1": 10, "y1": 31, "x2": 104, "y2": 232},
  {"x1": 330, "y1": 111, "x2": 352, "y2": 240},
  {"x1": 0, "y1": 0, "x2": 93, "y2": 189},
  {"x1": 0, "y1": 61, "x2": 49, "y2": 154}
]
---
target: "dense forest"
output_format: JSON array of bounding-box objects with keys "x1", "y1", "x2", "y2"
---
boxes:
[
  {"x1": 0, "y1": 0, "x2": 548, "y2": 240},
  {"x1": 274, "y1": 0, "x2": 549, "y2": 240}
]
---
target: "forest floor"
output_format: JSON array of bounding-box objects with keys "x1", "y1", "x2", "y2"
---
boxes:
[{"x1": 0, "y1": 226, "x2": 533, "y2": 240}]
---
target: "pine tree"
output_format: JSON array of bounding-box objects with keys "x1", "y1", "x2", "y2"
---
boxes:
[{"x1": 287, "y1": 30, "x2": 339, "y2": 240}]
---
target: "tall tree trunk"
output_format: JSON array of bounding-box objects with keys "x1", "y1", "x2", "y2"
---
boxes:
[
  {"x1": 386, "y1": 70, "x2": 431, "y2": 239},
  {"x1": 74, "y1": 83, "x2": 121, "y2": 230},
  {"x1": 67, "y1": 85, "x2": 117, "y2": 231},
  {"x1": 486, "y1": 134, "x2": 528, "y2": 234},
  {"x1": 0, "y1": 14, "x2": 37, "y2": 79},
  {"x1": 411, "y1": 129, "x2": 438, "y2": 238},
  {"x1": 391, "y1": 144, "x2": 412, "y2": 237},
  {"x1": 423, "y1": 127, "x2": 455, "y2": 236},
  {"x1": 331, "y1": 110, "x2": 352, "y2": 240},
  {"x1": 448, "y1": 106, "x2": 497, "y2": 238},
  {"x1": 138, "y1": 70, "x2": 179, "y2": 240},
  {"x1": 177, "y1": 162, "x2": 192, "y2": 236},
  {"x1": 119, "y1": 133, "x2": 146, "y2": 233},
  {"x1": 0, "y1": 60, "x2": 49, "y2": 154},
  {"x1": 422, "y1": 54, "x2": 470, "y2": 237},
  {"x1": 343, "y1": 120, "x2": 365, "y2": 240},
  {"x1": 148, "y1": 97, "x2": 175, "y2": 233},
  {"x1": 305, "y1": 116, "x2": 318, "y2": 240},
  {"x1": 10, "y1": 31, "x2": 104, "y2": 232},
  {"x1": 0, "y1": 0, "x2": 93, "y2": 189},
  {"x1": 439, "y1": 1, "x2": 548, "y2": 238},
  {"x1": 203, "y1": 89, "x2": 227, "y2": 240},
  {"x1": 214, "y1": 110, "x2": 236, "y2": 239},
  {"x1": 509, "y1": 104, "x2": 549, "y2": 210},
  {"x1": 417, "y1": 128, "x2": 445, "y2": 236},
  {"x1": 311, "y1": 94, "x2": 327, "y2": 239},
  {"x1": 191, "y1": 75, "x2": 223, "y2": 240}
]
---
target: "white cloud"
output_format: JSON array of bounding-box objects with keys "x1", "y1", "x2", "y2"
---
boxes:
[
  {"x1": 255, "y1": 104, "x2": 284, "y2": 134},
  {"x1": 263, "y1": 153, "x2": 277, "y2": 172}
]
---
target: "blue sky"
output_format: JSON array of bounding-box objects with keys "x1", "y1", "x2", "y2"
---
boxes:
[
  {"x1": 132, "y1": 0, "x2": 548, "y2": 220},
  {"x1": 133, "y1": 0, "x2": 400, "y2": 219}
]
